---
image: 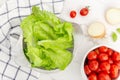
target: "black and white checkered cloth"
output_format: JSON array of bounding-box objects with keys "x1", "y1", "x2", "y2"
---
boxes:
[{"x1": 0, "y1": 0, "x2": 64, "y2": 80}]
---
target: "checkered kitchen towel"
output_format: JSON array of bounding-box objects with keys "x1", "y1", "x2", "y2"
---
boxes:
[{"x1": 0, "y1": 0, "x2": 64, "y2": 80}]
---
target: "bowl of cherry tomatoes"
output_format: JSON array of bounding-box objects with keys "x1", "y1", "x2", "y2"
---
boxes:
[{"x1": 81, "y1": 45, "x2": 120, "y2": 80}]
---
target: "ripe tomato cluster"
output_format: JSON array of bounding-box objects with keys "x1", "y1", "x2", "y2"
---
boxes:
[{"x1": 84, "y1": 46, "x2": 120, "y2": 80}]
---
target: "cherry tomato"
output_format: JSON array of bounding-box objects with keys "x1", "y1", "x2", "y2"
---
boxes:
[
  {"x1": 96, "y1": 68, "x2": 101, "y2": 73},
  {"x1": 84, "y1": 65, "x2": 91, "y2": 75},
  {"x1": 107, "y1": 58, "x2": 113, "y2": 64},
  {"x1": 80, "y1": 7, "x2": 89, "y2": 16},
  {"x1": 88, "y1": 60, "x2": 99, "y2": 71},
  {"x1": 114, "y1": 61, "x2": 120, "y2": 70},
  {"x1": 87, "y1": 51, "x2": 97, "y2": 60},
  {"x1": 70, "y1": 10, "x2": 76, "y2": 18},
  {"x1": 98, "y1": 72, "x2": 111, "y2": 80},
  {"x1": 94, "y1": 49, "x2": 99, "y2": 55},
  {"x1": 100, "y1": 61, "x2": 110, "y2": 72},
  {"x1": 110, "y1": 64, "x2": 119, "y2": 78},
  {"x1": 84, "y1": 46, "x2": 120, "y2": 80},
  {"x1": 107, "y1": 48, "x2": 113, "y2": 56},
  {"x1": 99, "y1": 46, "x2": 108, "y2": 53},
  {"x1": 98, "y1": 53, "x2": 108, "y2": 61},
  {"x1": 88, "y1": 73, "x2": 97, "y2": 80},
  {"x1": 112, "y1": 51, "x2": 120, "y2": 61}
]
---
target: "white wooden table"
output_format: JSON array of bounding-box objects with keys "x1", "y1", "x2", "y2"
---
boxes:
[{"x1": 0, "y1": 0, "x2": 6, "y2": 6}]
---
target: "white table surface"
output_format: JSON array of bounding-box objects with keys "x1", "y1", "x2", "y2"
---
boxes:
[{"x1": 0, "y1": 0, "x2": 6, "y2": 6}]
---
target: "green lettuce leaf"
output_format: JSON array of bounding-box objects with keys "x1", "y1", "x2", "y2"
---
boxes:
[
  {"x1": 20, "y1": 6, "x2": 73, "y2": 70},
  {"x1": 32, "y1": 6, "x2": 61, "y2": 27}
]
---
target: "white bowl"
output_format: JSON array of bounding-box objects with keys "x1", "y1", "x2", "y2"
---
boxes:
[
  {"x1": 80, "y1": 44, "x2": 120, "y2": 80},
  {"x1": 12, "y1": 21, "x2": 82, "y2": 73}
]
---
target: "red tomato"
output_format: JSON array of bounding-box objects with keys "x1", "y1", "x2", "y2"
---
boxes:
[
  {"x1": 107, "y1": 48, "x2": 113, "y2": 56},
  {"x1": 112, "y1": 51, "x2": 120, "y2": 61},
  {"x1": 87, "y1": 51, "x2": 97, "y2": 60},
  {"x1": 84, "y1": 46, "x2": 120, "y2": 80},
  {"x1": 88, "y1": 60, "x2": 99, "y2": 71},
  {"x1": 94, "y1": 49, "x2": 99, "y2": 55},
  {"x1": 96, "y1": 68, "x2": 101, "y2": 73},
  {"x1": 98, "y1": 72, "x2": 111, "y2": 80},
  {"x1": 115, "y1": 61, "x2": 120, "y2": 70},
  {"x1": 70, "y1": 10, "x2": 76, "y2": 18},
  {"x1": 98, "y1": 53, "x2": 108, "y2": 61},
  {"x1": 80, "y1": 7, "x2": 89, "y2": 16},
  {"x1": 84, "y1": 65, "x2": 91, "y2": 75},
  {"x1": 107, "y1": 58, "x2": 113, "y2": 64},
  {"x1": 110, "y1": 64, "x2": 119, "y2": 78},
  {"x1": 99, "y1": 46, "x2": 108, "y2": 53},
  {"x1": 88, "y1": 73, "x2": 97, "y2": 80},
  {"x1": 100, "y1": 61, "x2": 110, "y2": 72}
]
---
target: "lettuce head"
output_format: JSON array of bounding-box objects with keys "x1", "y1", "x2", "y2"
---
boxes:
[{"x1": 20, "y1": 6, "x2": 74, "y2": 70}]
